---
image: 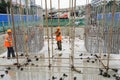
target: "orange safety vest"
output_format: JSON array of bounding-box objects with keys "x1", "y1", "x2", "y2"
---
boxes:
[
  {"x1": 4, "y1": 34, "x2": 13, "y2": 47},
  {"x1": 55, "y1": 31, "x2": 62, "y2": 41}
]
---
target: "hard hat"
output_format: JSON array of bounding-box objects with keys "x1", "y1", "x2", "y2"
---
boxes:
[
  {"x1": 57, "y1": 26, "x2": 60, "y2": 30},
  {"x1": 7, "y1": 29, "x2": 12, "y2": 33}
]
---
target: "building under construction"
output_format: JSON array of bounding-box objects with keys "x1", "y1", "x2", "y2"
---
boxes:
[{"x1": 0, "y1": 0, "x2": 120, "y2": 80}]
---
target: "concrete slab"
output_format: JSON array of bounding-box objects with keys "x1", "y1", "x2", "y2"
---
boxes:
[{"x1": 0, "y1": 37, "x2": 119, "y2": 80}]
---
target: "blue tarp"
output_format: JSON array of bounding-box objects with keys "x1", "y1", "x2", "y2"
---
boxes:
[
  {"x1": 97, "y1": 12, "x2": 120, "y2": 26},
  {"x1": 0, "y1": 14, "x2": 40, "y2": 27},
  {"x1": 0, "y1": 14, "x2": 9, "y2": 22},
  {"x1": 97, "y1": 12, "x2": 120, "y2": 21}
]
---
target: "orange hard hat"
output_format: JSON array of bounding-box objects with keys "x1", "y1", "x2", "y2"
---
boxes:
[
  {"x1": 7, "y1": 29, "x2": 12, "y2": 33},
  {"x1": 57, "y1": 26, "x2": 60, "y2": 30}
]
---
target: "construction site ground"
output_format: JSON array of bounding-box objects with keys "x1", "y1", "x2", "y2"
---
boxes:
[{"x1": 0, "y1": 27, "x2": 120, "y2": 80}]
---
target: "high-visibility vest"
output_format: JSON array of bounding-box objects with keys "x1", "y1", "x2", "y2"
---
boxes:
[
  {"x1": 55, "y1": 31, "x2": 62, "y2": 41},
  {"x1": 4, "y1": 34, "x2": 13, "y2": 47}
]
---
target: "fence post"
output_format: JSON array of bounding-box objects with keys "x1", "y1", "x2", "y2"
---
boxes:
[{"x1": 2, "y1": 21, "x2": 5, "y2": 33}]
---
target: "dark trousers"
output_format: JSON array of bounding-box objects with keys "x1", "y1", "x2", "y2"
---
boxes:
[
  {"x1": 57, "y1": 41, "x2": 62, "y2": 50},
  {"x1": 7, "y1": 47, "x2": 15, "y2": 58}
]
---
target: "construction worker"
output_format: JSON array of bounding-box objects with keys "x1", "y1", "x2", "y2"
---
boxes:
[
  {"x1": 4, "y1": 29, "x2": 15, "y2": 59},
  {"x1": 54, "y1": 26, "x2": 62, "y2": 50}
]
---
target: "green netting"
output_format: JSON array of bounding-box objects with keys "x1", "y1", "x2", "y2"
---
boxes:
[
  {"x1": 0, "y1": 18, "x2": 85, "y2": 32},
  {"x1": 43, "y1": 19, "x2": 85, "y2": 27}
]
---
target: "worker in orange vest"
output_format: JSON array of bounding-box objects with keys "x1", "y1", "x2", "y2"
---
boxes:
[
  {"x1": 4, "y1": 29, "x2": 15, "y2": 59},
  {"x1": 54, "y1": 26, "x2": 62, "y2": 50}
]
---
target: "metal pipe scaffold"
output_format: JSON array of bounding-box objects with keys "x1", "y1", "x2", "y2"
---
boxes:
[
  {"x1": 50, "y1": 0, "x2": 54, "y2": 58},
  {"x1": 45, "y1": 0, "x2": 51, "y2": 69},
  {"x1": 10, "y1": 0, "x2": 19, "y2": 65}
]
